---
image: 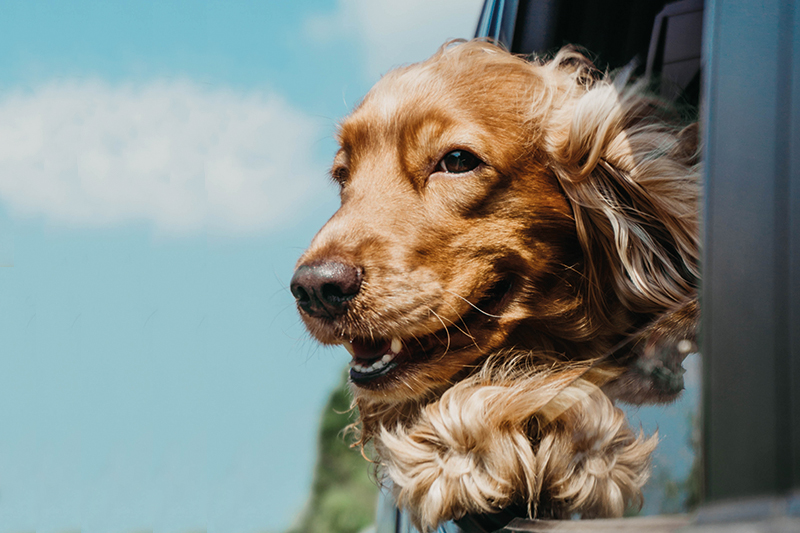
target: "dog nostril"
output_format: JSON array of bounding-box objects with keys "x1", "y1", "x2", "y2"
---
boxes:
[
  {"x1": 321, "y1": 282, "x2": 347, "y2": 303},
  {"x1": 290, "y1": 261, "x2": 363, "y2": 318},
  {"x1": 290, "y1": 283, "x2": 311, "y2": 305}
]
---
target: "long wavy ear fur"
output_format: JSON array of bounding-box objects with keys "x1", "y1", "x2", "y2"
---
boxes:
[{"x1": 544, "y1": 49, "x2": 700, "y2": 319}]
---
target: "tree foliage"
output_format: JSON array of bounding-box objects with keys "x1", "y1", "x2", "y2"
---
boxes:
[{"x1": 288, "y1": 371, "x2": 379, "y2": 533}]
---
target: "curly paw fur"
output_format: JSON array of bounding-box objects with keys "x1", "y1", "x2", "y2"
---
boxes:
[{"x1": 373, "y1": 364, "x2": 657, "y2": 532}]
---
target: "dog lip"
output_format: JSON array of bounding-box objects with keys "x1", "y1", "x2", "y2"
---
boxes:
[{"x1": 350, "y1": 361, "x2": 399, "y2": 383}]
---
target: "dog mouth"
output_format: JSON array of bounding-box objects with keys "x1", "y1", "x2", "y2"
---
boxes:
[
  {"x1": 343, "y1": 334, "x2": 446, "y2": 385},
  {"x1": 343, "y1": 337, "x2": 407, "y2": 384},
  {"x1": 341, "y1": 276, "x2": 515, "y2": 386}
]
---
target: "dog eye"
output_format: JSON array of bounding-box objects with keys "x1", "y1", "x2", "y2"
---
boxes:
[
  {"x1": 331, "y1": 165, "x2": 350, "y2": 184},
  {"x1": 437, "y1": 150, "x2": 481, "y2": 174}
]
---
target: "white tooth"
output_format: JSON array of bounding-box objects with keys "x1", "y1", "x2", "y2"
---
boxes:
[
  {"x1": 342, "y1": 341, "x2": 355, "y2": 356},
  {"x1": 371, "y1": 361, "x2": 384, "y2": 371},
  {"x1": 391, "y1": 337, "x2": 402, "y2": 354},
  {"x1": 348, "y1": 360, "x2": 356, "y2": 368},
  {"x1": 381, "y1": 353, "x2": 393, "y2": 363}
]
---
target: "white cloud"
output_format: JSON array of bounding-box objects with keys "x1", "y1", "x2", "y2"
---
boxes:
[
  {"x1": 305, "y1": 0, "x2": 485, "y2": 80},
  {"x1": 0, "y1": 80, "x2": 326, "y2": 235}
]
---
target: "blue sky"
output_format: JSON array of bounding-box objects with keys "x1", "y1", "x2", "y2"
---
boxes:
[
  {"x1": 0, "y1": 1, "x2": 484, "y2": 532},
  {"x1": 0, "y1": 1, "x2": 699, "y2": 532}
]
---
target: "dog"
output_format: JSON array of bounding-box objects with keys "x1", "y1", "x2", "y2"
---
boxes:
[{"x1": 291, "y1": 40, "x2": 699, "y2": 532}]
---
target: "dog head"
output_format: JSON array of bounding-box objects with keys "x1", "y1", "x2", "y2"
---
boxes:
[{"x1": 291, "y1": 40, "x2": 699, "y2": 407}]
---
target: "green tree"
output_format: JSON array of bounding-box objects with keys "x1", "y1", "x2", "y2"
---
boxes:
[{"x1": 288, "y1": 371, "x2": 379, "y2": 533}]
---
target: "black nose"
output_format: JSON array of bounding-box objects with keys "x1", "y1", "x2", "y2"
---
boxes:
[{"x1": 290, "y1": 261, "x2": 362, "y2": 318}]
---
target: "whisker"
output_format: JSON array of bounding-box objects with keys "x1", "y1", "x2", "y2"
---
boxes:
[
  {"x1": 428, "y1": 309, "x2": 452, "y2": 355},
  {"x1": 409, "y1": 332, "x2": 425, "y2": 350},
  {"x1": 434, "y1": 306, "x2": 475, "y2": 343},
  {"x1": 443, "y1": 289, "x2": 504, "y2": 319},
  {"x1": 448, "y1": 301, "x2": 483, "y2": 353},
  {"x1": 438, "y1": 299, "x2": 477, "y2": 341}
]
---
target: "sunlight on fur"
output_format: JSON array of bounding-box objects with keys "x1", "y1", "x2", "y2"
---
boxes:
[
  {"x1": 291, "y1": 38, "x2": 700, "y2": 532},
  {"x1": 374, "y1": 359, "x2": 658, "y2": 531}
]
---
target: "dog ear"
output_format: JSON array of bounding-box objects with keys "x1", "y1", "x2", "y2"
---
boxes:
[{"x1": 545, "y1": 71, "x2": 700, "y2": 322}]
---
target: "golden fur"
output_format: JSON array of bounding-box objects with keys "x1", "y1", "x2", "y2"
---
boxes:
[{"x1": 291, "y1": 40, "x2": 699, "y2": 531}]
